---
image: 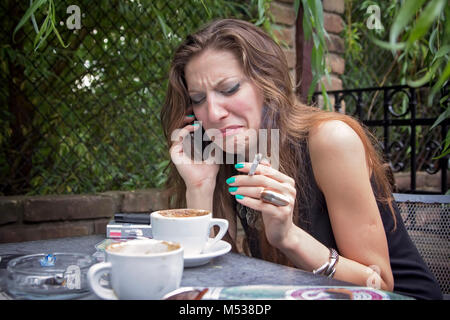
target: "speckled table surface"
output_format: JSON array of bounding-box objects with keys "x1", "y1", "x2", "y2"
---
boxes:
[{"x1": 0, "y1": 235, "x2": 350, "y2": 299}]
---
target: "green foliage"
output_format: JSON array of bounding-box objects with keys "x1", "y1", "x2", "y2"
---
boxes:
[
  {"x1": 343, "y1": 1, "x2": 448, "y2": 90},
  {"x1": 1, "y1": 0, "x2": 266, "y2": 195},
  {"x1": 294, "y1": 0, "x2": 332, "y2": 109},
  {"x1": 370, "y1": 0, "x2": 448, "y2": 101},
  {"x1": 371, "y1": 0, "x2": 449, "y2": 159},
  {"x1": 343, "y1": 0, "x2": 449, "y2": 163}
]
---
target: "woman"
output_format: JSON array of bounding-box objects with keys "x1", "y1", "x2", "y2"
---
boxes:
[{"x1": 160, "y1": 19, "x2": 442, "y2": 300}]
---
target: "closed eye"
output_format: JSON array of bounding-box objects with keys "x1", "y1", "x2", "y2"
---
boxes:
[
  {"x1": 221, "y1": 83, "x2": 240, "y2": 95},
  {"x1": 189, "y1": 82, "x2": 240, "y2": 105},
  {"x1": 190, "y1": 94, "x2": 205, "y2": 105}
]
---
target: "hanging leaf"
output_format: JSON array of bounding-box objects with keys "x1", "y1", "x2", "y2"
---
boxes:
[
  {"x1": 390, "y1": 0, "x2": 427, "y2": 47},
  {"x1": 33, "y1": 9, "x2": 51, "y2": 49},
  {"x1": 13, "y1": 0, "x2": 48, "y2": 41},
  {"x1": 406, "y1": 0, "x2": 446, "y2": 48},
  {"x1": 406, "y1": 59, "x2": 441, "y2": 87},
  {"x1": 430, "y1": 99, "x2": 450, "y2": 130},
  {"x1": 47, "y1": 0, "x2": 69, "y2": 49},
  {"x1": 299, "y1": 0, "x2": 330, "y2": 106},
  {"x1": 428, "y1": 61, "x2": 450, "y2": 104}
]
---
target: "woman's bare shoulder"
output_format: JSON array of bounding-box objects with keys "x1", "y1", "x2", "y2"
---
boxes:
[
  {"x1": 307, "y1": 119, "x2": 370, "y2": 189},
  {"x1": 308, "y1": 119, "x2": 364, "y2": 155}
]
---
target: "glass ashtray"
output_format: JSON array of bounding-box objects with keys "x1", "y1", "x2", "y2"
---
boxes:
[{"x1": 6, "y1": 253, "x2": 96, "y2": 300}]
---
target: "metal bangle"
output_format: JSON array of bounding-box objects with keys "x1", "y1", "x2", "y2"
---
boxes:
[
  {"x1": 327, "y1": 267, "x2": 337, "y2": 279},
  {"x1": 313, "y1": 261, "x2": 330, "y2": 275},
  {"x1": 325, "y1": 248, "x2": 339, "y2": 278},
  {"x1": 313, "y1": 248, "x2": 339, "y2": 278}
]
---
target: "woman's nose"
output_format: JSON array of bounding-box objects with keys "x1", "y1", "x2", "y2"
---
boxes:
[{"x1": 206, "y1": 93, "x2": 228, "y2": 122}]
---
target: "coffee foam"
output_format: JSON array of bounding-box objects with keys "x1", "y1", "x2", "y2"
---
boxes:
[
  {"x1": 106, "y1": 240, "x2": 180, "y2": 255},
  {"x1": 157, "y1": 209, "x2": 210, "y2": 218}
]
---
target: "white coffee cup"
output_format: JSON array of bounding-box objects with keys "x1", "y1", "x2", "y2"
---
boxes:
[
  {"x1": 87, "y1": 239, "x2": 183, "y2": 300},
  {"x1": 150, "y1": 209, "x2": 229, "y2": 257}
]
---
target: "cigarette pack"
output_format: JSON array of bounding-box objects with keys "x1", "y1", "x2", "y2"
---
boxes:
[{"x1": 106, "y1": 220, "x2": 153, "y2": 239}]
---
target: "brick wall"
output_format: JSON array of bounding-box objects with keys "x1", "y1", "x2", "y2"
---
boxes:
[
  {"x1": 322, "y1": 0, "x2": 345, "y2": 91},
  {"x1": 270, "y1": 0, "x2": 296, "y2": 83},
  {"x1": 0, "y1": 189, "x2": 167, "y2": 243},
  {"x1": 270, "y1": 0, "x2": 346, "y2": 110},
  {"x1": 321, "y1": 0, "x2": 346, "y2": 111}
]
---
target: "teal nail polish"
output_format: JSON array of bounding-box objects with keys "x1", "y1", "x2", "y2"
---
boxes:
[
  {"x1": 228, "y1": 187, "x2": 238, "y2": 193},
  {"x1": 192, "y1": 123, "x2": 199, "y2": 127},
  {"x1": 187, "y1": 114, "x2": 194, "y2": 118},
  {"x1": 226, "y1": 177, "x2": 235, "y2": 184},
  {"x1": 235, "y1": 194, "x2": 244, "y2": 200},
  {"x1": 235, "y1": 163, "x2": 244, "y2": 169}
]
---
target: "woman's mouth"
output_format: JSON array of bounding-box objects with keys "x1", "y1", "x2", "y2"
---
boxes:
[{"x1": 220, "y1": 126, "x2": 244, "y2": 137}]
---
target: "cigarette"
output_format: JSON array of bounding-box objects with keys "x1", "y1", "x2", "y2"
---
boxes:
[{"x1": 248, "y1": 153, "x2": 262, "y2": 176}]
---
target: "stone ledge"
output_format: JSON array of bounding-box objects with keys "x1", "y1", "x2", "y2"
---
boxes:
[
  {"x1": 121, "y1": 189, "x2": 167, "y2": 212},
  {"x1": 23, "y1": 194, "x2": 115, "y2": 222},
  {"x1": 0, "y1": 189, "x2": 169, "y2": 243},
  {"x1": 0, "y1": 221, "x2": 93, "y2": 243},
  {"x1": 0, "y1": 197, "x2": 25, "y2": 225},
  {"x1": 100, "y1": 189, "x2": 167, "y2": 213}
]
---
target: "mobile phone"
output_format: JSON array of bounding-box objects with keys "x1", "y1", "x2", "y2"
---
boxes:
[{"x1": 184, "y1": 119, "x2": 207, "y2": 161}]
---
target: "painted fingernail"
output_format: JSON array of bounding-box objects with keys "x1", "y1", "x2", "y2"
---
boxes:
[
  {"x1": 235, "y1": 194, "x2": 244, "y2": 200},
  {"x1": 187, "y1": 114, "x2": 195, "y2": 118},
  {"x1": 228, "y1": 187, "x2": 238, "y2": 193},
  {"x1": 234, "y1": 163, "x2": 244, "y2": 169},
  {"x1": 192, "y1": 123, "x2": 199, "y2": 127},
  {"x1": 226, "y1": 177, "x2": 235, "y2": 184}
]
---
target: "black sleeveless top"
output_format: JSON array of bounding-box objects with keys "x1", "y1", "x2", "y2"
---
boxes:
[
  {"x1": 306, "y1": 177, "x2": 443, "y2": 300},
  {"x1": 238, "y1": 144, "x2": 443, "y2": 300}
]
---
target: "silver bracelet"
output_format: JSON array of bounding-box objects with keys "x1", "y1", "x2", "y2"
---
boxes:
[
  {"x1": 326, "y1": 248, "x2": 339, "y2": 277},
  {"x1": 312, "y1": 248, "x2": 339, "y2": 278},
  {"x1": 312, "y1": 261, "x2": 329, "y2": 275}
]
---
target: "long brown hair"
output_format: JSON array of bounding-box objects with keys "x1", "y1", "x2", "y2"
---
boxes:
[{"x1": 160, "y1": 19, "x2": 396, "y2": 264}]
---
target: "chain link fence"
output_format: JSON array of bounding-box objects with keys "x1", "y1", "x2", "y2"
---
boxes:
[{"x1": 1, "y1": 0, "x2": 260, "y2": 196}]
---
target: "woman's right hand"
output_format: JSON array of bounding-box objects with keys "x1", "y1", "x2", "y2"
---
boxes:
[{"x1": 169, "y1": 111, "x2": 220, "y2": 191}]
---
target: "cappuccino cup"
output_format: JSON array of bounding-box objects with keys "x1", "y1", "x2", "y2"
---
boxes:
[
  {"x1": 150, "y1": 209, "x2": 228, "y2": 257},
  {"x1": 87, "y1": 239, "x2": 183, "y2": 300}
]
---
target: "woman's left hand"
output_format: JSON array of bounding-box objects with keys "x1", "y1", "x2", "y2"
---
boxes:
[{"x1": 227, "y1": 160, "x2": 297, "y2": 248}]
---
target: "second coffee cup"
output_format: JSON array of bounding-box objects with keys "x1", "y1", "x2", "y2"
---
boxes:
[{"x1": 150, "y1": 209, "x2": 229, "y2": 257}]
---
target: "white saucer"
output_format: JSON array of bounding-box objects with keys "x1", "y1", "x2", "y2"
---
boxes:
[{"x1": 184, "y1": 240, "x2": 231, "y2": 268}]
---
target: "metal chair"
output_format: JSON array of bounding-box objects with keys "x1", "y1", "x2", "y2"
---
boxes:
[{"x1": 393, "y1": 193, "x2": 450, "y2": 299}]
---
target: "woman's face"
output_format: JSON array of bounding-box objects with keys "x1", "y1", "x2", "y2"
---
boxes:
[{"x1": 184, "y1": 49, "x2": 264, "y2": 154}]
